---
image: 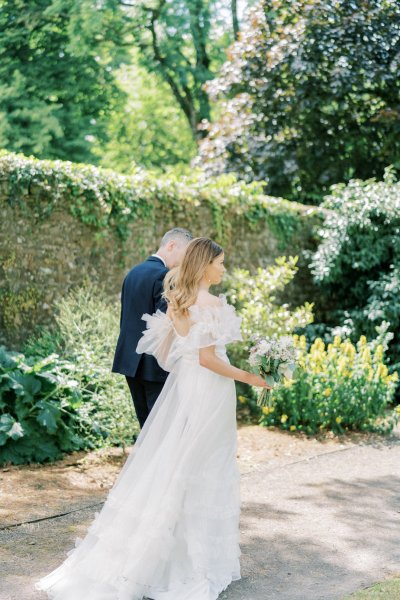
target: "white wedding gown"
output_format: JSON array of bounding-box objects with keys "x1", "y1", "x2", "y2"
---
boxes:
[{"x1": 36, "y1": 294, "x2": 243, "y2": 600}]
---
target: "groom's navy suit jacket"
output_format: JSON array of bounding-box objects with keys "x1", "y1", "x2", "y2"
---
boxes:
[{"x1": 112, "y1": 256, "x2": 169, "y2": 382}]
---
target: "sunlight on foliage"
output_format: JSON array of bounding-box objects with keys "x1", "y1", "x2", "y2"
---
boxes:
[{"x1": 260, "y1": 328, "x2": 398, "y2": 435}]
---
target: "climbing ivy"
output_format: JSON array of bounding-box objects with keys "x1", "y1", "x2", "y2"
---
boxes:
[{"x1": 0, "y1": 150, "x2": 317, "y2": 246}]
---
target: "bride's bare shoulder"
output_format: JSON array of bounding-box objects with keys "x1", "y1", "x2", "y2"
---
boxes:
[{"x1": 194, "y1": 290, "x2": 222, "y2": 308}]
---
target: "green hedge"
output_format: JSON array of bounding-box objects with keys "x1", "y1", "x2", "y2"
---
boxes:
[
  {"x1": 0, "y1": 150, "x2": 319, "y2": 245},
  {"x1": 0, "y1": 151, "x2": 324, "y2": 348}
]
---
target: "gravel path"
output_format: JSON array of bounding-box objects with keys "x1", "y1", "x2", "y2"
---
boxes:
[
  {"x1": 223, "y1": 438, "x2": 400, "y2": 600},
  {"x1": 1, "y1": 430, "x2": 399, "y2": 600}
]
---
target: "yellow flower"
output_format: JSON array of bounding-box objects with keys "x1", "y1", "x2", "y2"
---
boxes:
[
  {"x1": 343, "y1": 341, "x2": 356, "y2": 358},
  {"x1": 395, "y1": 406, "x2": 400, "y2": 414},
  {"x1": 359, "y1": 335, "x2": 367, "y2": 347},
  {"x1": 323, "y1": 388, "x2": 332, "y2": 397},
  {"x1": 333, "y1": 335, "x2": 342, "y2": 347},
  {"x1": 280, "y1": 414, "x2": 288, "y2": 423},
  {"x1": 376, "y1": 364, "x2": 388, "y2": 379},
  {"x1": 238, "y1": 395, "x2": 246, "y2": 404},
  {"x1": 290, "y1": 425, "x2": 296, "y2": 431},
  {"x1": 262, "y1": 406, "x2": 270, "y2": 415},
  {"x1": 336, "y1": 416, "x2": 342, "y2": 424},
  {"x1": 298, "y1": 335, "x2": 307, "y2": 350},
  {"x1": 374, "y1": 344, "x2": 384, "y2": 362},
  {"x1": 362, "y1": 347, "x2": 372, "y2": 364},
  {"x1": 313, "y1": 338, "x2": 325, "y2": 352}
]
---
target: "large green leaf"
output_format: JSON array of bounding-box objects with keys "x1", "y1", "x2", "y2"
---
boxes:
[
  {"x1": 0, "y1": 414, "x2": 24, "y2": 444},
  {"x1": 9, "y1": 372, "x2": 42, "y2": 402},
  {"x1": 0, "y1": 413, "x2": 15, "y2": 432},
  {"x1": 0, "y1": 432, "x2": 63, "y2": 465},
  {"x1": 0, "y1": 346, "x2": 19, "y2": 369},
  {"x1": 35, "y1": 400, "x2": 61, "y2": 434}
]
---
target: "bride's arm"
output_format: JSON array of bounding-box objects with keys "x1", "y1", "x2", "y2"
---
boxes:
[{"x1": 199, "y1": 346, "x2": 270, "y2": 389}]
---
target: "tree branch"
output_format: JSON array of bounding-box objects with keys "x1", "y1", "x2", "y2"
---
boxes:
[
  {"x1": 148, "y1": 7, "x2": 195, "y2": 131},
  {"x1": 231, "y1": 0, "x2": 240, "y2": 40}
]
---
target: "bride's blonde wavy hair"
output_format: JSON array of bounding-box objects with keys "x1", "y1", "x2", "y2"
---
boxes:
[{"x1": 163, "y1": 237, "x2": 223, "y2": 316}]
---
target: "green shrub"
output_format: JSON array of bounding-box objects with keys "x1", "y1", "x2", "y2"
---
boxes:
[
  {"x1": 260, "y1": 330, "x2": 399, "y2": 435},
  {"x1": 26, "y1": 283, "x2": 138, "y2": 447},
  {"x1": 223, "y1": 256, "x2": 314, "y2": 416},
  {"x1": 310, "y1": 169, "x2": 400, "y2": 373},
  {"x1": 0, "y1": 348, "x2": 87, "y2": 464},
  {"x1": 225, "y1": 256, "x2": 314, "y2": 342},
  {"x1": 1, "y1": 283, "x2": 138, "y2": 465}
]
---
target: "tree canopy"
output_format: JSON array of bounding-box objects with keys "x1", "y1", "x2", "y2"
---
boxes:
[
  {"x1": 114, "y1": 0, "x2": 239, "y2": 141},
  {"x1": 197, "y1": 0, "x2": 400, "y2": 203},
  {"x1": 95, "y1": 55, "x2": 197, "y2": 173},
  {"x1": 0, "y1": 0, "x2": 125, "y2": 163}
]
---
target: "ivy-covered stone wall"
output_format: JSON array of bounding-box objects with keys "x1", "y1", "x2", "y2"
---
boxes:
[{"x1": 0, "y1": 151, "x2": 324, "y2": 348}]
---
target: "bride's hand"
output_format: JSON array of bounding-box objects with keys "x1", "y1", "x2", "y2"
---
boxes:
[{"x1": 246, "y1": 373, "x2": 272, "y2": 389}]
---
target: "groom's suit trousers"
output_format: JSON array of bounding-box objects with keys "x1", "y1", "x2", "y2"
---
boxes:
[{"x1": 125, "y1": 376, "x2": 164, "y2": 429}]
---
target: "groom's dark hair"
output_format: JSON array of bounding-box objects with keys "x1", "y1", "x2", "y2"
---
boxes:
[{"x1": 160, "y1": 228, "x2": 193, "y2": 247}]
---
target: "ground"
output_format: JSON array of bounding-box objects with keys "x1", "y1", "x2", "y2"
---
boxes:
[
  {"x1": 343, "y1": 576, "x2": 400, "y2": 599},
  {"x1": 1, "y1": 424, "x2": 399, "y2": 600}
]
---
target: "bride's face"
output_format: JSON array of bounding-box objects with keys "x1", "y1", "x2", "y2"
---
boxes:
[{"x1": 204, "y1": 253, "x2": 226, "y2": 285}]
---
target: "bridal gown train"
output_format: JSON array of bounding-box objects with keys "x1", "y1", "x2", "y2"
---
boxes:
[{"x1": 36, "y1": 294, "x2": 243, "y2": 600}]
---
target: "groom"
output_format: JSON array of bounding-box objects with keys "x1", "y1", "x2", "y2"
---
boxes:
[{"x1": 112, "y1": 228, "x2": 193, "y2": 428}]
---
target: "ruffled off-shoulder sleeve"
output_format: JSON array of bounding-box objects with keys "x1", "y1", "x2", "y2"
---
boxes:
[
  {"x1": 187, "y1": 295, "x2": 242, "y2": 350},
  {"x1": 136, "y1": 310, "x2": 175, "y2": 372}
]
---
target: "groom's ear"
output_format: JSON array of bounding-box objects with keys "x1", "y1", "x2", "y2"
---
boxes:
[{"x1": 166, "y1": 240, "x2": 177, "y2": 251}]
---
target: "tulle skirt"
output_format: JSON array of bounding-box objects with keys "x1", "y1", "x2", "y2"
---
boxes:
[{"x1": 35, "y1": 355, "x2": 241, "y2": 600}]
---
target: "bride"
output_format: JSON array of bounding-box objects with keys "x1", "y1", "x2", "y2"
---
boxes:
[{"x1": 36, "y1": 237, "x2": 269, "y2": 600}]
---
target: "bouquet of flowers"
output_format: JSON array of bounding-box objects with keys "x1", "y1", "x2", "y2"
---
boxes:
[{"x1": 248, "y1": 335, "x2": 298, "y2": 407}]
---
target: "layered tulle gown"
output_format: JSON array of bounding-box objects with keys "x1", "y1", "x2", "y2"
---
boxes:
[{"x1": 36, "y1": 294, "x2": 243, "y2": 600}]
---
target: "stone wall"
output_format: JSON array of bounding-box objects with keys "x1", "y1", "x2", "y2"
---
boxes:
[{"x1": 0, "y1": 152, "x2": 325, "y2": 348}]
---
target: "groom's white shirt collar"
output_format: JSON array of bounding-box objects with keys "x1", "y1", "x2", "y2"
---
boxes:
[{"x1": 151, "y1": 253, "x2": 167, "y2": 268}]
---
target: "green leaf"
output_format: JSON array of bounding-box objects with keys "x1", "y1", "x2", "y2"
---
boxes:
[
  {"x1": 9, "y1": 373, "x2": 41, "y2": 402},
  {"x1": 36, "y1": 400, "x2": 61, "y2": 434},
  {"x1": 265, "y1": 375, "x2": 276, "y2": 388},
  {"x1": 0, "y1": 413, "x2": 15, "y2": 433},
  {"x1": 0, "y1": 346, "x2": 19, "y2": 369}
]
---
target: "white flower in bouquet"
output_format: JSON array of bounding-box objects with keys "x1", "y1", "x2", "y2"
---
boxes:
[{"x1": 248, "y1": 335, "x2": 298, "y2": 407}]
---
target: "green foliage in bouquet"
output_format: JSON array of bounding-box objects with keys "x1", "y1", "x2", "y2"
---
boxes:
[
  {"x1": 247, "y1": 335, "x2": 297, "y2": 407},
  {"x1": 1, "y1": 283, "x2": 138, "y2": 465},
  {"x1": 260, "y1": 329, "x2": 399, "y2": 435}
]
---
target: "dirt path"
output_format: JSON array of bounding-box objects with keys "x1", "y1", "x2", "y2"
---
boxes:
[{"x1": 1, "y1": 425, "x2": 399, "y2": 600}]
